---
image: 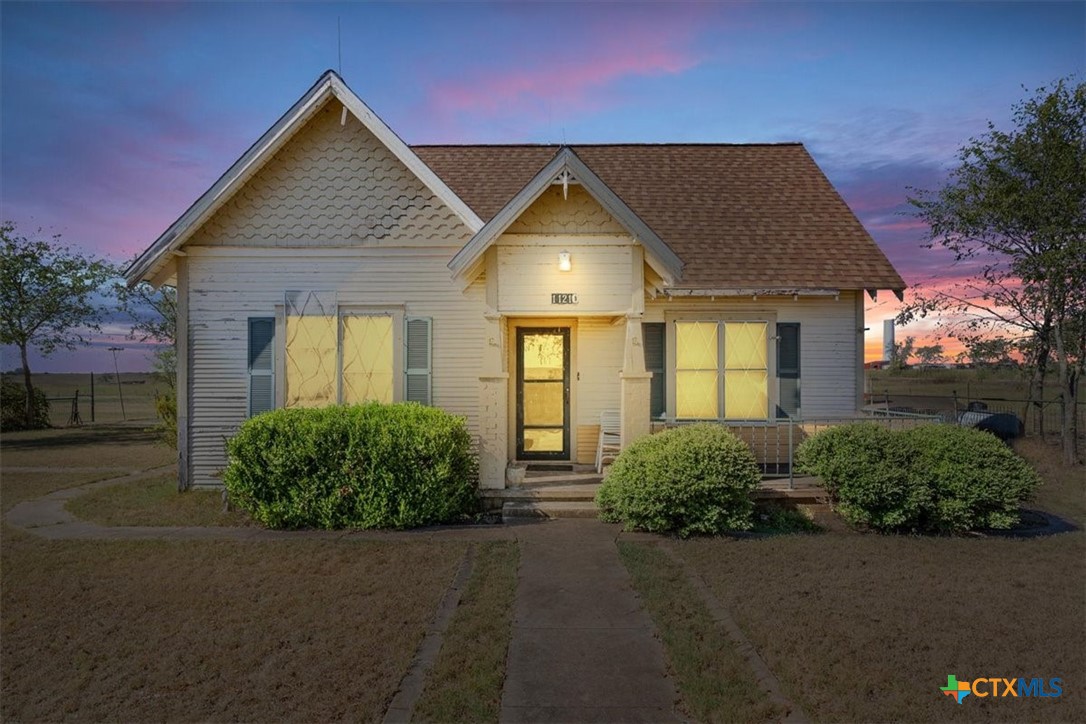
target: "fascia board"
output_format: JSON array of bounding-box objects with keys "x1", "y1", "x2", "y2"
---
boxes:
[{"x1": 125, "y1": 72, "x2": 337, "y2": 286}]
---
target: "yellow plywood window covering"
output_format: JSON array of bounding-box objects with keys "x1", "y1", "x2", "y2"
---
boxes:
[
  {"x1": 724, "y1": 322, "x2": 768, "y2": 419},
  {"x1": 285, "y1": 315, "x2": 338, "y2": 408},
  {"x1": 342, "y1": 315, "x2": 394, "y2": 404},
  {"x1": 675, "y1": 321, "x2": 718, "y2": 419}
]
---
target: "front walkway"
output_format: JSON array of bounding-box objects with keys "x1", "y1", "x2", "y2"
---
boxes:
[
  {"x1": 501, "y1": 520, "x2": 679, "y2": 722},
  {"x1": 5, "y1": 471, "x2": 686, "y2": 722}
]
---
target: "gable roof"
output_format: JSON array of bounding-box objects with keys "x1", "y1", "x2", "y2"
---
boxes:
[
  {"x1": 126, "y1": 71, "x2": 482, "y2": 285},
  {"x1": 447, "y1": 147, "x2": 684, "y2": 283},
  {"x1": 414, "y1": 143, "x2": 906, "y2": 292}
]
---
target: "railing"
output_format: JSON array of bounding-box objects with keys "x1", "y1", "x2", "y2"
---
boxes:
[{"x1": 662, "y1": 410, "x2": 943, "y2": 489}]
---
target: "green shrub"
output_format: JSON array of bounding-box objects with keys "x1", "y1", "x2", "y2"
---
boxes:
[
  {"x1": 223, "y1": 403, "x2": 478, "y2": 530},
  {"x1": 596, "y1": 424, "x2": 761, "y2": 537},
  {"x1": 795, "y1": 422, "x2": 1040, "y2": 533},
  {"x1": 153, "y1": 388, "x2": 177, "y2": 449},
  {"x1": 794, "y1": 423, "x2": 926, "y2": 531},
  {"x1": 1, "y1": 377, "x2": 50, "y2": 431},
  {"x1": 903, "y1": 425, "x2": 1041, "y2": 532}
]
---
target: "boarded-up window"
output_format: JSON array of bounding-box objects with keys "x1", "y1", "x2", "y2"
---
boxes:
[
  {"x1": 341, "y1": 314, "x2": 394, "y2": 404},
  {"x1": 674, "y1": 319, "x2": 770, "y2": 421},
  {"x1": 675, "y1": 321, "x2": 718, "y2": 419},
  {"x1": 724, "y1": 322, "x2": 768, "y2": 420},
  {"x1": 405, "y1": 317, "x2": 432, "y2": 405},
  {"x1": 248, "y1": 318, "x2": 275, "y2": 417},
  {"x1": 776, "y1": 323, "x2": 800, "y2": 418},
  {"x1": 643, "y1": 323, "x2": 665, "y2": 419},
  {"x1": 285, "y1": 291, "x2": 337, "y2": 408}
]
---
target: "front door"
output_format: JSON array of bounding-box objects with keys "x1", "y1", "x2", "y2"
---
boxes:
[{"x1": 516, "y1": 327, "x2": 570, "y2": 460}]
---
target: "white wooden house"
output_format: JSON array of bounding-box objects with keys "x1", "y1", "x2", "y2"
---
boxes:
[{"x1": 126, "y1": 71, "x2": 905, "y2": 490}]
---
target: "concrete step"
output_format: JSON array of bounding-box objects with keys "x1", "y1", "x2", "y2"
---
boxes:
[
  {"x1": 502, "y1": 500, "x2": 599, "y2": 521},
  {"x1": 481, "y1": 483, "x2": 601, "y2": 503},
  {"x1": 517, "y1": 472, "x2": 604, "y2": 487}
]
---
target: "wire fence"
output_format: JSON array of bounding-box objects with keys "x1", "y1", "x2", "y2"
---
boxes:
[{"x1": 865, "y1": 392, "x2": 1086, "y2": 439}]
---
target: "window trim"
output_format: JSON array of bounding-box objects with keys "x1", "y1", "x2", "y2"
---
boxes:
[{"x1": 664, "y1": 312, "x2": 777, "y2": 422}]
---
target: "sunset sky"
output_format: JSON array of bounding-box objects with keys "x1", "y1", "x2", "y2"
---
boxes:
[{"x1": 2, "y1": 1, "x2": 1083, "y2": 372}]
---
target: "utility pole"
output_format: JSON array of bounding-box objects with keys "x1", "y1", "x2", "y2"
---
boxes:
[{"x1": 108, "y1": 347, "x2": 126, "y2": 421}]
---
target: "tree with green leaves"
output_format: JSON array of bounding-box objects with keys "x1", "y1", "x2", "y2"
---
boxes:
[
  {"x1": 115, "y1": 277, "x2": 177, "y2": 447},
  {"x1": 914, "y1": 344, "x2": 946, "y2": 367},
  {"x1": 900, "y1": 78, "x2": 1085, "y2": 463},
  {"x1": 0, "y1": 222, "x2": 117, "y2": 428},
  {"x1": 889, "y1": 336, "x2": 915, "y2": 372},
  {"x1": 963, "y1": 337, "x2": 1015, "y2": 367}
]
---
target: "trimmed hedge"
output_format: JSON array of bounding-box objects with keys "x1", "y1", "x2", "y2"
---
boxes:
[
  {"x1": 596, "y1": 424, "x2": 761, "y2": 537},
  {"x1": 795, "y1": 422, "x2": 1041, "y2": 533},
  {"x1": 223, "y1": 403, "x2": 478, "y2": 529}
]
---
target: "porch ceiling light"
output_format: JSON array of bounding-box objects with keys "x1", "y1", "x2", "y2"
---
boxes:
[{"x1": 558, "y1": 250, "x2": 572, "y2": 272}]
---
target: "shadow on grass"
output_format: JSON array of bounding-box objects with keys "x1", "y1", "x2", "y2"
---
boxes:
[{"x1": 1, "y1": 424, "x2": 163, "y2": 451}]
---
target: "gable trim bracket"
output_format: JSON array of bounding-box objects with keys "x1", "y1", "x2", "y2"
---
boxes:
[
  {"x1": 447, "y1": 147, "x2": 684, "y2": 286},
  {"x1": 125, "y1": 70, "x2": 483, "y2": 287}
]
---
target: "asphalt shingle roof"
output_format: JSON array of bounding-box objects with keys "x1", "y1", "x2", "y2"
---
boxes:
[{"x1": 412, "y1": 143, "x2": 905, "y2": 291}]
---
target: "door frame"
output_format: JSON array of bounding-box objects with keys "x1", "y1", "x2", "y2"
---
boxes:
[{"x1": 515, "y1": 326, "x2": 571, "y2": 460}]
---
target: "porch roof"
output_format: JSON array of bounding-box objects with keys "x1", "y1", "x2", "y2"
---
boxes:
[{"x1": 413, "y1": 143, "x2": 906, "y2": 294}]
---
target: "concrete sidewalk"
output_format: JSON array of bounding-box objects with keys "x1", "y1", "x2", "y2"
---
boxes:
[{"x1": 500, "y1": 519, "x2": 679, "y2": 723}]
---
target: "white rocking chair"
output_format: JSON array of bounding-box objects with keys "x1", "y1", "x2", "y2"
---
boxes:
[{"x1": 595, "y1": 410, "x2": 622, "y2": 473}]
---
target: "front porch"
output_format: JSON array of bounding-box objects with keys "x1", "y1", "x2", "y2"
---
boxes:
[{"x1": 479, "y1": 463, "x2": 828, "y2": 521}]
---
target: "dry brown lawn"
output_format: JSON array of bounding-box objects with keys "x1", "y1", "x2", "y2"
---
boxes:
[
  {"x1": 1, "y1": 470, "x2": 120, "y2": 512},
  {"x1": 1, "y1": 529, "x2": 467, "y2": 722},
  {"x1": 66, "y1": 474, "x2": 251, "y2": 527},
  {"x1": 672, "y1": 443, "x2": 1085, "y2": 722},
  {"x1": 415, "y1": 541, "x2": 520, "y2": 723},
  {"x1": 1, "y1": 423, "x2": 175, "y2": 470}
]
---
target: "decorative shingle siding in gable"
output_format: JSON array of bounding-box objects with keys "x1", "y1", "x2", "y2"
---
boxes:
[
  {"x1": 506, "y1": 185, "x2": 626, "y2": 235},
  {"x1": 189, "y1": 100, "x2": 471, "y2": 248}
]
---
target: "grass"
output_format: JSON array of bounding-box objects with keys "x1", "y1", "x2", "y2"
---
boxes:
[
  {"x1": 1, "y1": 531, "x2": 467, "y2": 722},
  {"x1": 666, "y1": 441, "x2": 1085, "y2": 722},
  {"x1": 4, "y1": 371, "x2": 162, "y2": 425},
  {"x1": 866, "y1": 367, "x2": 1084, "y2": 400},
  {"x1": 66, "y1": 474, "x2": 251, "y2": 527},
  {"x1": 1016, "y1": 436, "x2": 1086, "y2": 525},
  {"x1": 1, "y1": 470, "x2": 120, "y2": 512},
  {"x1": 414, "y1": 541, "x2": 520, "y2": 723},
  {"x1": 619, "y1": 541, "x2": 783, "y2": 722},
  {"x1": 1, "y1": 423, "x2": 175, "y2": 470}
]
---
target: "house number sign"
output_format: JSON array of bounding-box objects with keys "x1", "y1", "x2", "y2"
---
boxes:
[{"x1": 551, "y1": 293, "x2": 579, "y2": 305}]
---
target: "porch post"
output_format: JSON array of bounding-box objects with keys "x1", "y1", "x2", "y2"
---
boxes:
[
  {"x1": 620, "y1": 315, "x2": 651, "y2": 448},
  {"x1": 478, "y1": 310, "x2": 508, "y2": 489}
]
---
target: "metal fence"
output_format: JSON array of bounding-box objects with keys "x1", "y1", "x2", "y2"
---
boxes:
[
  {"x1": 866, "y1": 392, "x2": 1086, "y2": 439},
  {"x1": 664, "y1": 409, "x2": 943, "y2": 489}
]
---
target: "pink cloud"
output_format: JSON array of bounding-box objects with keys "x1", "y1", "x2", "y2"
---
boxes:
[{"x1": 417, "y1": 7, "x2": 713, "y2": 136}]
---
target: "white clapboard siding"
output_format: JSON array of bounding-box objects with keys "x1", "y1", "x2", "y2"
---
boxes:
[
  {"x1": 496, "y1": 244, "x2": 633, "y2": 313},
  {"x1": 575, "y1": 318, "x2": 624, "y2": 426},
  {"x1": 643, "y1": 292, "x2": 860, "y2": 418},
  {"x1": 186, "y1": 249, "x2": 485, "y2": 487}
]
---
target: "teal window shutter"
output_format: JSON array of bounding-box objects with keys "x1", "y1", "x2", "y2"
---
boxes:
[
  {"x1": 405, "y1": 317, "x2": 432, "y2": 405},
  {"x1": 776, "y1": 322, "x2": 800, "y2": 418},
  {"x1": 643, "y1": 323, "x2": 666, "y2": 419},
  {"x1": 248, "y1": 318, "x2": 275, "y2": 417}
]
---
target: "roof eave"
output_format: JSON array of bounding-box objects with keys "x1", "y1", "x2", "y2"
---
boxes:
[{"x1": 126, "y1": 71, "x2": 483, "y2": 287}]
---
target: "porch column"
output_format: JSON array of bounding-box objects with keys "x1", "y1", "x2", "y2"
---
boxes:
[
  {"x1": 478, "y1": 310, "x2": 508, "y2": 489},
  {"x1": 620, "y1": 315, "x2": 651, "y2": 448}
]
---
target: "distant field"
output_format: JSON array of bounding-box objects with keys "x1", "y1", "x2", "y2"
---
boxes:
[
  {"x1": 3, "y1": 372, "x2": 163, "y2": 425},
  {"x1": 866, "y1": 367, "x2": 1083, "y2": 400},
  {"x1": 866, "y1": 368, "x2": 1085, "y2": 438}
]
